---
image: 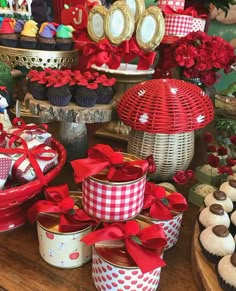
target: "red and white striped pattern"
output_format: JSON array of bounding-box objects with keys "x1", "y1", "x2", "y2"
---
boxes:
[{"x1": 165, "y1": 14, "x2": 193, "y2": 37}]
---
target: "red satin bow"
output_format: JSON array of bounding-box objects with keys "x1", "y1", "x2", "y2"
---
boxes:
[
  {"x1": 0, "y1": 86, "x2": 7, "y2": 92},
  {"x1": 27, "y1": 184, "x2": 98, "y2": 232},
  {"x1": 143, "y1": 182, "x2": 188, "y2": 220},
  {"x1": 12, "y1": 117, "x2": 48, "y2": 137},
  {"x1": 70, "y1": 144, "x2": 148, "y2": 183},
  {"x1": 81, "y1": 220, "x2": 166, "y2": 273},
  {"x1": 165, "y1": 6, "x2": 207, "y2": 19}
]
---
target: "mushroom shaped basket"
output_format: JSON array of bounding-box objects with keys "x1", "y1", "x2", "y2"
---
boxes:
[
  {"x1": 0, "y1": 138, "x2": 67, "y2": 232},
  {"x1": 117, "y1": 78, "x2": 214, "y2": 181}
]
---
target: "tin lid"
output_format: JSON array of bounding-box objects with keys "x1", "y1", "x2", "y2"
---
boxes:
[{"x1": 94, "y1": 217, "x2": 163, "y2": 268}]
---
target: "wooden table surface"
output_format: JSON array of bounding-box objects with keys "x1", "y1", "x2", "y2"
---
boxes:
[{"x1": 0, "y1": 122, "x2": 202, "y2": 291}]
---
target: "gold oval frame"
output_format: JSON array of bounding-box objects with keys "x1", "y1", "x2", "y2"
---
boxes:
[
  {"x1": 136, "y1": 6, "x2": 165, "y2": 51},
  {"x1": 87, "y1": 5, "x2": 107, "y2": 43},
  {"x1": 104, "y1": 1, "x2": 135, "y2": 45},
  {"x1": 123, "y1": 0, "x2": 145, "y2": 23}
]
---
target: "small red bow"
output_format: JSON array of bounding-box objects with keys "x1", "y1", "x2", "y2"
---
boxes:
[
  {"x1": 0, "y1": 86, "x2": 7, "y2": 92},
  {"x1": 70, "y1": 144, "x2": 148, "y2": 183},
  {"x1": 81, "y1": 220, "x2": 167, "y2": 273},
  {"x1": 12, "y1": 118, "x2": 48, "y2": 136},
  {"x1": 143, "y1": 182, "x2": 188, "y2": 220},
  {"x1": 27, "y1": 184, "x2": 98, "y2": 232}
]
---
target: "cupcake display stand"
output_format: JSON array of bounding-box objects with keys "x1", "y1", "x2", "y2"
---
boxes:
[{"x1": 192, "y1": 220, "x2": 221, "y2": 291}]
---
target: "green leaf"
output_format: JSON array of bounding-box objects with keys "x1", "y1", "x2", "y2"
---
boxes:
[{"x1": 132, "y1": 236, "x2": 141, "y2": 245}]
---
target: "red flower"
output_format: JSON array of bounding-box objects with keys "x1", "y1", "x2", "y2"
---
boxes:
[
  {"x1": 87, "y1": 83, "x2": 98, "y2": 90},
  {"x1": 207, "y1": 154, "x2": 220, "y2": 168},
  {"x1": 173, "y1": 171, "x2": 188, "y2": 184},
  {"x1": 203, "y1": 132, "x2": 214, "y2": 143},
  {"x1": 230, "y1": 135, "x2": 236, "y2": 146},
  {"x1": 217, "y1": 146, "x2": 227, "y2": 156},
  {"x1": 227, "y1": 157, "x2": 236, "y2": 167},
  {"x1": 207, "y1": 145, "x2": 217, "y2": 153},
  {"x1": 218, "y1": 166, "x2": 233, "y2": 176},
  {"x1": 185, "y1": 169, "x2": 195, "y2": 179},
  {"x1": 145, "y1": 155, "x2": 156, "y2": 174}
]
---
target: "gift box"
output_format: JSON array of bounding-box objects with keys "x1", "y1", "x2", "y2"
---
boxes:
[
  {"x1": 164, "y1": 14, "x2": 193, "y2": 37},
  {"x1": 157, "y1": 0, "x2": 185, "y2": 12},
  {"x1": 188, "y1": 182, "x2": 217, "y2": 207},
  {"x1": 192, "y1": 18, "x2": 206, "y2": 32},
  {"x1": 0, "y1": 154, "x2": 12, "y2": 189},
  {"x1": 81, "y1": 217, "x2": 167, "y2": 290}
]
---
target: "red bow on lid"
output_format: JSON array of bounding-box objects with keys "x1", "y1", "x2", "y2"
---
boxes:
[
  {"x1": 81, "y1": 220, "x2": 167, "y2": 273},
  {"x1": 143, "y1": 182, "x2": 188, "y2": 220},
  {"x1": 27, "y1": 184, "x2": 98, "y2": 232},
  {"x1": 70, "y1": 144, "x2": 149, "y2": 183}
]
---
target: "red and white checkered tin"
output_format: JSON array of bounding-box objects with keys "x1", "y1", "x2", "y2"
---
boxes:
[
  {"x1": 82, "y1": 174, "x2": 146, "y2": 221},
  {"x1": 37, "y1": 214, "x2": 92, "y2": 269},
  {"x1": 157, "y1": 0, "x2": 185, "y2": 12},
  {"x1": 192, "y1": 18, "x2": 206, "y2": 32},
  {"x1": 164, "y1": 14, "x2": 193, "y2": 37},
  {"x1": 150, "y1": 212, "x2": 183, "y2": 250}
]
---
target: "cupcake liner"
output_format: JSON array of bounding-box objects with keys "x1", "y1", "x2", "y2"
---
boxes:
[
  {"x1": 96, "y1": 85, "x2": 114, "y2": 104},
  {"x1": 216, "y1": 263, "x2": 236, "y2": 291},
  {"x1": 197, "y1": 214, "x2": 206, "y2": 232},
  {"x1": 0, "y1": 34, "x2": 18, "y2": 47},
  {"x1": 20, "y1": 38, "x2": 37, "y2": 49},
  {"x1": 47, "y1": 86, "x2": 72, "y2": 107},
  {"x1": 37, "y1": 42, "x2": 56, "y2": 51},
  {"x1": 56, "y1": 38, "x2": 73, "y2": 51},
  {"x1": 229, "y1": 223, "x2": 236, "y2": 237},
  {"x1": 198, "y1": 237, "x2": 223, "y2": 264},
  {"x1": 75, "y1": 87, "x2": 98, "y2": 107},
  {"x1": 29, "y1": 82, "x2": 47, "y2": 100}
]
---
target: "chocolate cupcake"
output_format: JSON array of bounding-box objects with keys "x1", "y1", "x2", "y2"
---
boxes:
[
  {"x1": 56, "y1": 24, "x2": 74, "y2": 51},
  {"x1": 199, "y1": 225, "x2": 235, "y2": 263},
  {"x1": 217, "y1": 253, "x2": 236, "y2": 291},
  {"x1": 95, "y1": 76, "x2": 116, "y2": 105},
  {"x1": 204, "y1": 190, "x2": 234, "y2": 214},
  {"x1": 74, "y1": 79, "x2": 98, "y2": 107},
  {"x1": 220, "y1": 179, "x2": 236, "y2": 206},
  {"x1": 20, "y1": 20, "x2": 38, "y2": 49},
  {"x1": 0, "y1": 18, "x2": 18, "y2": 47},
  {"x1": 37, "y1": 23, "x2": 56, "y2": 50},
  {"x1": 198, "y1": 204, "x2": 230, "y2": 231}
]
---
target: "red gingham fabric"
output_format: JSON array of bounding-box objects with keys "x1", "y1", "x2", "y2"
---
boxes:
[
  {"x1": 157, "y1": 0, "x2": 185, "y2": 11},
  {"x1": 82, "y1": 175, "x2": 146, "y2": 221},
  {"x1": 192, "y1": 18, "x2": 206, "y2": 32},
  {"x1": 165, "y1": 14, "x2": 193, "y2": 37}
]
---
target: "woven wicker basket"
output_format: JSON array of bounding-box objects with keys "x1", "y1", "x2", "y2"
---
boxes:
[{"x1": 127, "y1": 130, "x2": 194, "y2": 181}]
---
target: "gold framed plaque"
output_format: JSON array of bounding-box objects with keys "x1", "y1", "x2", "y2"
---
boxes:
[
  {"x1": 136, "y1": 6, "x2": 165, "y2": 51},
  {"x1": 104, "y1": 1, "x2": 135, "y2": 45},
  {"x1": 123, "y1": 0, "x2": 145, "y2": 23},
  {"x1": 87, "y1": 5, "x2": 107, "y2": 43}
]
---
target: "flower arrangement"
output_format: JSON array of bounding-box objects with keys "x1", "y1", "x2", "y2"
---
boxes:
[{"x1": 163, "y1": 31, "x2": 236, "y2": 85}]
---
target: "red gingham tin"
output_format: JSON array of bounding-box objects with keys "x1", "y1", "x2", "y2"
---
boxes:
[
  {"x1": 164, "y1": 14, "x2": 193, "y2": 37},
  {"x1": 157, "y1": 0, "x2": 185, "y2": 12},
  {"x1": 150, "y1": 212, "x2": 183, "y2": 250},
  {"x1": 82, "y1": 174, "x2": 146, "y2": 221},
  {"x1": 192, "y1": 18, "x2": 206, "y2": 32}
]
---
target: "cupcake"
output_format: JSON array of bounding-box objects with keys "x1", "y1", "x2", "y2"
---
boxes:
[
  {"x1": 46, "y1": 75, "x2": 72, "y2": 106},
  {"x1": 37, "y1": 23, "x2": 56, "y2": 50},
  {"x1": 204, "y1": 190, "x2": 234, "y2": 214},
  {"x1": 95, "y1": 75, "x2": 116, "y2": 104},
  {"x1": 14, "y1": 19, "x2": 25, "y2": 37},
  {"x1": 74, "y1": 78, "x2": 98, "y2": 107},
  {"x1": 198, "y1": 204, "x2": 230, "y2": 231},
  {"x1": 20, "y1": 20, "x2": 38, "y2": 49},
  {"x1": 199, "y1": 225, "x2": 235, "y2": 263},
  {"x1": 27, "y1": 70, "x2": 48, "y2": 100},
  {"x1": 220, "y1": 179, "x2": 236, "y2": 205},
  {"x1": 56, "y1": 24, "x2": 75, "y2": 51},
  {"x1": 0, "y1": 18, "x2": 18, "y2": 47},
  {"x1": 217, "y1": 253, "x2": 236, "y2": 291},
  {"x1": 230, "y1": 211, "x2": 236, "y2": 236}
]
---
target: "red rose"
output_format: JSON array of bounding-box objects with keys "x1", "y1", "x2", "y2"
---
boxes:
[
  {"x1": 217, "y1": 146, "x2": 227, "y2": 156},
  {"x1": 207, "y1": 145, "x2": 217, "y2": 153},
  {"x1": 203, "y1": 132, "x2": 214, "y2": 143},
  {"x1": 146, "y1": 155, "x2": 156, "y2": 174},
  {"x1": 173, "y1": 171, "x2": 188, "y2": 185},
  {"x1": 185, "y1": 169, "x2": 195, "y2": 180},
  {"x1": 218, "y1": 166, "x2": 233, "y2": 176},
  {"x1": 230, "y1": 135, "x2": 236, "y2": 146},
  {"x1": 227, "y1": 157, "x2": 236, "y2": 167},
  {"x1": 207, "y1": 154, "x2": 220, "y2": 168}
]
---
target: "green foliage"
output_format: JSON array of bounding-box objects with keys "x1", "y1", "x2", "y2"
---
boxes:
[{"x1": 0, "y1": 62, "x2": 14, "y2": 105}]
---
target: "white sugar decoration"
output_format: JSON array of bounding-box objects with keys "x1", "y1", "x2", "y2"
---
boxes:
[
  {"x1": 139, "y1": 113, "x2": 148, "y2": 124},
  {"x1": 196, "y1": 114, "x2": 205, "y2": 123},
  {"x1": 137, "y1": 89, "x2": 146, "y2": 96}
]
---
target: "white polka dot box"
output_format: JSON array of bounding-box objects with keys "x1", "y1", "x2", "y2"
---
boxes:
[
  {"x1": 36, "y1": 214, "x2": 93, "y2": 269},
  {"x1": 157, "y1": 0, "x2": 185, "y2": 12}
]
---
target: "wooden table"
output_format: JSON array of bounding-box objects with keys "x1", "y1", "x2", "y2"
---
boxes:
[{"x1": 0, "y1": 123, "x2": 203, "y2": 291}]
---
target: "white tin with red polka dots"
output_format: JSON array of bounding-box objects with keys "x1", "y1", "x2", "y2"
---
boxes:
[
  {"x1": 150, "y1": 212, "x2": 183, "y2": 250},
  {"x1": 36, "y1": 215, "x2": 92, "y2": 268},
  {"x1": 92, "y1": 247, "x2": 162, "y2": 291}
]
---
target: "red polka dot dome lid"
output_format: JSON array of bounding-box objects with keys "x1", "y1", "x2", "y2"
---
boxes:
[{"x1": 117, "y1": 78, "x2": 214, "y2": 134}]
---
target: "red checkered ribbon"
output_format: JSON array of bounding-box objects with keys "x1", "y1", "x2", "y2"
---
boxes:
[
  {"x1": 164, "y1": 14, "x2": 193, "y2": 37},
  {"x1": 82, "y1": 175, "x2": 146, "y2": 221},
  {"x1": 81, "y1": 220, "x2": 167, "y2": 273},
  {"x1": 143, "y1": 182, "x2": 188, "y2": 220},
  {"x1": 27, "y1": 184, "x2": 98, "y2": 232},
  {"x1": 71, "y1": 144, "x2": 148, "y2": 183}
]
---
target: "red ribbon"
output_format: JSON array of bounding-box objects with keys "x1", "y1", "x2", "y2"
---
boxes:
[
  {"x1": 81, "y1": 220, "x2": 166, "y2": 273},
  {"x1": 70, "y1": 144, "x2": 148, "y2": 183},
  {"x1": 137, "y1": 50, "x2": 156, "y2": 70},
  {"x1": 143, "y1": 182, "x2": 188, "y2": 220},
  {"x1": 0, "y1": 135, "x2": 56, "y2": 185},
  {"x1": 11, "y1": 118, "x2": 48, "y2": 137},
  {"x1": 165, "y1": 6, "x2": 207, "y2": 19},
  {"x1": 27, "y1": 184, "x2": 98, "y2": 232},
  {"x1": 0, "y1": 86, "x2": 7, "y2": 92}
]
